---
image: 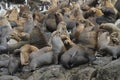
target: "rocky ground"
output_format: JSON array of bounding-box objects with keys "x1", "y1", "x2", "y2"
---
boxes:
[{"x1": 0, "y1": 55, "x2": 120, "y2": 80}]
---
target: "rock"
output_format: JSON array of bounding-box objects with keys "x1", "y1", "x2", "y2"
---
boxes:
[
  {"x1": 0, "y1": 54, "x2": 9, "y2": 61},
  {"x1": 0, "y1": 75, "x2": 21, "y2": 80},
  {"x1": 93, "y1": 57, "x2": 112, "y2": 67},
  {"x1": 27, "y1": 65, "x2": 96, "y2": 80},
  {"x1": 27, "y1": 65, "x2": 69, "y2": 80},
  {"x1": 7, "y1": 39, "x2": 18, "y2": 45},
  {"x1": 0, "y1": 60, "x2": 9, "y2": 67},
  {"x1": 69, "y1": 67, "x2": 96, "y2": 80},
  {"x1": 0, "y1": 68, "x2": 9, "y2": 75},
  {"x1": 96, "y1": 58, "x2": 120, "y2": 80}
]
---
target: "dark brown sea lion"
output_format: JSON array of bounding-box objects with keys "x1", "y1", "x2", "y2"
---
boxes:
[
  {"x1": 45, "y1": 13, "x2": 57, "y2": 32},
  {"x1": 77, "y1": 26, "x2": 97, "y2": 49},
  {"x1": 60, "y1": 45, "x2": 96, "y2": 69},
  {"x1": 30, "y1": 26, "x2": 48, "y2": 48}
]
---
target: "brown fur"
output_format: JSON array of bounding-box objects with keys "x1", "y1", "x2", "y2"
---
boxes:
[
  {"x1": 77, "y1": 26, "x2": 97, "y2": 49},
  {"x1": 74, "y1": 23, "x2": 85, "y2": 42},
  {"x1": 30, "y1": 26, "x2": 48, "y2": 48},
  {"x1": 104, "y1": 0, "x2": 118, "y2": 14},
  {"x1": 100, "y1": 23, "x2": 120, "y2": 33},
  {"x1": 19, "y1": 44, "x2": 39, "y2": 65},
  {"x1": 45, "y1": 13, "x2": 57, "y2": 32},
  {"x1": 110, "y1": 32, "x2": 120, "y2": 45},
  {"x1": 90, "y1": 7, "x2": 103, "y2": 16},
  {"x1": 61, "y1": 34, "x2": 75, "y2": 50}
]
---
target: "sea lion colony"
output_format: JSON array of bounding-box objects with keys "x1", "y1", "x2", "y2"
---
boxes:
[{"x1": 0, "y1": 0, "x2": 120, "y2": 76}]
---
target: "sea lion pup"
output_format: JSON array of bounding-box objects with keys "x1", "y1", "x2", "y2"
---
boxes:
[
  {"x1": 99, "y1": 43, "x2": 120, "y2": 60},
  {"x1": 45, "y1": 13, "x2": 57, "y2": 32},
  {"x1": 100, "y1": 23, "x2": 120, "y2": 33},
  {"x1": 23, "y1": 12, "x2": 34, "y2": 34},
  {"x1": 110, "y1": 32, "x2": 120, "y2": 45},
  {"x1": 14, "y1": 44, "x2": 39, "y2": 65},
  {"x1": 29, "y1": 51, "x2": 54, "y2": 71},
  {"x1": 9, "y1": 30, "x2": 30, "y2": 42},
  {"x1": 97, "y1": 31, "x2": 120, "y2": 59},
  {"x1": 72, "y1": 23, "x2": 85, "y2": 42},
  {"x1": 57, "y1": 21, "x2": 69, "y2": 37},
  {"x1": 48, "y1": 21, "x2": 70, "y2": 43},
  {"x1": 8, "y1": 54, "x2": 20, "y2": 75},
  {"x1": 29, "y1": 46, "x2": 52, "y2": 60},
  {"x1": 8, "y1": 30, "x2": 22, "y2": 42},
  {"x1": 60, "y1": 45, "x2": 96, "y2": 69},
  {"x1": 90, "y1": 7, "x2": 103, "y2": 16},
  {"x1": 60, "y1": 34, "x2": 75, "y2": 50},
  {"x1": 97, "y1": 32, "x2": 110, "y2": 52},
  {"x1": 55, "y1": 12, "x2": 76, "y2": 31}
]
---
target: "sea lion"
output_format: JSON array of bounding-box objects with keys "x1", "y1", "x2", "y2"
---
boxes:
[
  {"x1": 29, "y1": 46, "x2": 52, "y2": 60},
  {"x1": 56, "y1": 21, "x2": 69, "y2": 37},
  {"x1": 77, "y1": 26, "x2": 97, "y2": 49},
  {"x1": 23, "y1": 12, "x2": 34, "y2": 34},
  {"x1": 55, "y1": 12, "x2": 76, "y2": 30},
  {"x1": 100, "y1": 23, "x2": 120, "y2": 33},
  {"x1": 97, "y1": 32, "x2": 110, "y2": 52},
  {"x1": 51, "y1": 32, "x2": 66, "y2": 64},
  {"x1": 60, "y1": 45, "x2": 96, "y2": 68},
  {"x1": 97, "y1": 32, "x2": 120, "y2": 59},
  {"x1": 0, "y1": 17, "x2": 12, "y2": 51},
  {"x1": 96, "y1": 7, "x2": 117, "y2": 24},
  {"x1": 15, "y1": 44, "x2": 39, "y2": 65},
  {"x1": 29, "y1": 51, "x2": 54, "y2": 71},
  {"x1": 60, "y1": 34, "x2": 75, "y2": 50},
  {"x1": 45, "y1": 13, "x2": 57, "y2": 32},
  {"x1": 115, "y1": 0, "x2": 120, "y2": 12},
  {"x1": 110, "y1": 32, "x2": 120, "y2": 45},
  {"x1": 72, "y1": 23, "x2": 85, "y2": 42},
  {"x1": 100, "y1": 44, "x2": 120, "y2": 60},
  {"x1": 30, "y1": 26, "x2": 48, "y2": 48}
]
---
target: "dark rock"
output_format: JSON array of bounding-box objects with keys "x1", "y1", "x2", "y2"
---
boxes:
[
  {"x1": 93, "y1": 57, "x2": 112, "y2": 67},
  {"x1": 27, "y1": 65, "x2": 96, "y2": 80},
  {"x1": 0, "y1": 75, "x2": 21, "y2": 80},
  {"x1": 69, "y1": 67, "x2": 96, "y2": 80},
  {"x1": 0, "y1": 68, "x2": 9, "y2": 75},
  {"x1": 27, "y1": 65, "x2": 68, "y2": 80},
  {"x1": 96, "y1": 58, "x2": 120, "y2": 80}
]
